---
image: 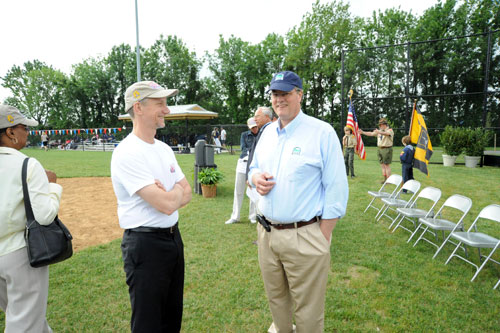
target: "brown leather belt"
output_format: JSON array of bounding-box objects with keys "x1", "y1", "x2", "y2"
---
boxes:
[
  {"x1": 379, "y1": 146, "x2": 392, "y2": 149},
  {"x1": 269, "y1": 216, "x2": 321, "y2": 230}
]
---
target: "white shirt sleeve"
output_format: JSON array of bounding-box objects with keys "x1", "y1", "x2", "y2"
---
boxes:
[{"x1": 27, "y1": 159, "x2": 62, "y2": 225}]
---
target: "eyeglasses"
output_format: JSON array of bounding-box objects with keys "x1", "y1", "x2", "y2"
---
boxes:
[
  {"x1": 15, "y1": 124, "x2": 30, "y2": 132},
  {"x1": 270, "y1": 91, "x2": 294, "y2": 99}
]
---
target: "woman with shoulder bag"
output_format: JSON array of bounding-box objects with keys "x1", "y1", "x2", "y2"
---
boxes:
[{"x1": 0, "y1": 105, "x2": 62, "y2": 332}]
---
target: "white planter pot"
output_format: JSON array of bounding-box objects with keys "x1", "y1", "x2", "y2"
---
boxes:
[
  {"x1": 442, "y1": 154, "x2": 458, "y2": 167},
  {"x1": 464, "y1": 155, "x2": 481, "y2": 168}
]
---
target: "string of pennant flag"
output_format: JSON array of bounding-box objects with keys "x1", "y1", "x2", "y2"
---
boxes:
[{"x1": 29, "y1": 127, "x2": 124, "y2": 136}]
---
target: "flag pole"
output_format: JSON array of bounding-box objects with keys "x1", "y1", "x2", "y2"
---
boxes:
[
  {"x1": 135, "y1": 0, "x2": 141, "y2": 82},
  {"x1": 409, "y1": 99, "x2": 418, "y2": 136}
]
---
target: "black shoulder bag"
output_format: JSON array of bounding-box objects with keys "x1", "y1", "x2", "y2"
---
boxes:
[{"x1": 22, "y1": 158, "x2": 73, "y2": 267}]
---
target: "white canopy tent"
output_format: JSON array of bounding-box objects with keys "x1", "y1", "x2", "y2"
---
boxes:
[
  {"x1": 118, "y1": 104, "x2": 218, "y2": 148},
  {"x1": 118, "y1": 104, "x2": 218, "y2": 121}
]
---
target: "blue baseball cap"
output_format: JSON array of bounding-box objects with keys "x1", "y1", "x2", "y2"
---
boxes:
[{"x1": 267, "y1": 71, "x2": 303, "y2": 92}]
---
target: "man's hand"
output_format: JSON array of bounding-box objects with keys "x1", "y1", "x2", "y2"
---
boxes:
[
  {"x1": 252, "y1": 172, "x2": 276, "y2": 195},
  {"x1": 155, "y1": 179, "x2": 166, "y2": 191},
  {"x1": 319, "y1": 218, "x2": 338, "y2": 242},
  {"x1": 45, "y1": 170, "x2": 57, "y2": 183},
  {"x1": 137, "y1": 182, "x2": 184, "y2": 215}
]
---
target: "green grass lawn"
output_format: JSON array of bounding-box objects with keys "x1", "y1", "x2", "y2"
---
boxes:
[{"x1": 1, "y1": 146, "x2": 499, "y2": 331}]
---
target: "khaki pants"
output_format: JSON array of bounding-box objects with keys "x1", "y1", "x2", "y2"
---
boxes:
[
  {"x1": 0, "y1": 247, "x2": 52, "y2": 333},
  {"x1": 257, "y1": 222, "x2": 330, "y2": 333}
]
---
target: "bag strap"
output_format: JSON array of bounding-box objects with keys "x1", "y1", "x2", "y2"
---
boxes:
[{"x1": 21, "y1": 157, "x2": 36, "y2": 225}]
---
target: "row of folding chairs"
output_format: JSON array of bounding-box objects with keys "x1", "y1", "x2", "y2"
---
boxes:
[{"x1": 364, "y1": 174, "x2": 500, "y2": 290}]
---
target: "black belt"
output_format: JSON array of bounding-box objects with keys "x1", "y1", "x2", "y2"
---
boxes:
[
  {"x1": 268, "y1": 216, "x2": 321, "y2": 230},
  {"x1": 379, "y1": 146, "x2": 392, "y2": 149},
  {"x1": 129, "y1": 224, "x2": 177, "y2": 234}
]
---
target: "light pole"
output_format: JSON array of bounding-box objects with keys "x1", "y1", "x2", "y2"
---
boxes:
[{"x1": 135, "y1": 0, "x2": 141, "y2": 81}]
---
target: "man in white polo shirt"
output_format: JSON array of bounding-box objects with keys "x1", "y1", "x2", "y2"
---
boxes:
[{"x1": 111, "y1": 81, "x2": 192, "y2": 332}]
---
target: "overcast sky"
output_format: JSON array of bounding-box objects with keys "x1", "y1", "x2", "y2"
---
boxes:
[{"x1": 0, "y1": 0, "x2": 438, "y2": 101}]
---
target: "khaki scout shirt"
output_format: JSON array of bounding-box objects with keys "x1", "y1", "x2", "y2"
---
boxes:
[
  {"x1": 377, "y1": 128, "x2": 394, "y2": 147},
  {"x1": 343, "y1": 134, "x2": 357, "y2": 148}
]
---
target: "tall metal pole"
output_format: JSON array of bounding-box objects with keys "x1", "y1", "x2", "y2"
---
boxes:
[
  {"x1": 341, "y1": 49, "x2": 345, "y2": 132},
  {"x1": 405, "y1": 42, "x2": 411, "y2": 133},
  {"x1": 482, "y1": 30, "x2": 492, "y2": 127},
  {"x1": 135, "y1": 0, "x2": 141, "y2": 82}
]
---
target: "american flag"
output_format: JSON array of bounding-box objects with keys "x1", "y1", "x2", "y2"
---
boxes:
[{"x1": 346, "y1": 98, "x2": 366, "y2": 160}]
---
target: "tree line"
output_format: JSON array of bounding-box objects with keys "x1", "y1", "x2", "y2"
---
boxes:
[{"x1": 2, "y1": 0, "x2": 499, "y2": 133}]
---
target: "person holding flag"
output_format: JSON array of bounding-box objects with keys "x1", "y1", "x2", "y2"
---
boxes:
[
  {"x1": 345, "y1": 90, "x2": 366, "y2": 163},
  {"x1": 342, "y1": 126, "x2": 357, "y2": 178},
  {"x1": 360, "y1": 118, "x2": 394, "y2": 183},
  {"x1": 409, "y1": 101, "x2": 433, "y2": 176},
  {"x1": 400, "y1": 135, "x2": 415, "y2": 193}
]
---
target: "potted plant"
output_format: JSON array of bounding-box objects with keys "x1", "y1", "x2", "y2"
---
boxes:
[
  {"x1": 439, "y1": 126, "x2": 465, "y2": 167},
  {"x1": 198, "y1": 167, "x2": 224, "y2": 198},
  {"x1": 463, "y1": 128, "x2": 491, "y2": 168}
]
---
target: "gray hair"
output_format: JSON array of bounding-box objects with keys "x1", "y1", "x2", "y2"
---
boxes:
[{"x1": 256, "y1": 106, "x2": 273, "y2": 119}]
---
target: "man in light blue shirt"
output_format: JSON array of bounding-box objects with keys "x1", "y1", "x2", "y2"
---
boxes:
[{"x1": 249, "y1": 71, "x2": 348, "y2": 333}]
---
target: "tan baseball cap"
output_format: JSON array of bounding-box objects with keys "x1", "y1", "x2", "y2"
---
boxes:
[
  {"x1": 125, "y1": 81, "x2": 179, "y2": 112},
  {"x1": 247, "y1": 117, "x2": 257, "y2": 129},
  {"x1": 378, "y1": 118, "x2": 388, "y2": 125},
  {"x1": 0, "y1": 105, "x2": 39, "y2": 129}
]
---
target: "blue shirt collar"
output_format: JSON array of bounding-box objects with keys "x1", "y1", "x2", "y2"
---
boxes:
[{"x1": 276, "y1": 110, "x2": 304, "y2": 136}]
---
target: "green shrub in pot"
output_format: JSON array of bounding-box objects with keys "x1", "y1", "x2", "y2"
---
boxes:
[
  {"x1": 198, "y1": 168, "x2": 224, "y2": 185},
  {"x1": 464, "y1": 128, "x2": 491, "y2": 157},
  {"x1": 439, "y1": 126, "x2": 466, "y2": 156}
]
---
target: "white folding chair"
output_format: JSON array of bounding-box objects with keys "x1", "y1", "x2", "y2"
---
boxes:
[
  {"x1": 376, "y1": 180, "x2": 421, "y2": 224},
  {"x1": 364, "y1": 174, "x2": 402, "y2": 216},
  {"x1": 494, "y1": 278, "x2": 500, "y2": 290},
  {"x1": 445, "y1": 204, "x2": 500, "y2": 288},
  {"x1": 391, "y1": 187, "x2": 442, "y2": 241},
  {"x1": 412, "y1": 194, "x2": 473, "y2": 259}
]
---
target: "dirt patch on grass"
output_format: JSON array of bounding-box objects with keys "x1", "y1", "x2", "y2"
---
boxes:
[
  {"x1": 57, "y1": 177, "x2": 122, "y2": 252},
  {"x1": 341, "y1": 265, "x2": 381, "y2": 287}
]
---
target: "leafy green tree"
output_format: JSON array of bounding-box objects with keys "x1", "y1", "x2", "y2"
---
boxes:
[
  {"x1": 206, "y1": 33, "x2": 286, "y2": 123},
  {"x1": 142, "y1": 35, "x2": 202, "y2": 105},
  {"x1": 285, "y1": 0, "x2": 355, "y2": 125},
  {"x1": 105, "y1": 44, "x2": 137, "y2": 115},
  {"x1": 1, "y1": 60, "x2": 70, "y2": 127},
  {"x1": 71, "y1": 58, "x2": 116, "y2": 127}
]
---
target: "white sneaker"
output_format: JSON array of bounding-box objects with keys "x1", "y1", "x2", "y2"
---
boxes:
[
  {"x1": 250, "y1": 219, "x2": 257, "y2": 224},
  {"x1": 268, "y1": 322, "x2": 296, "y2": 333},
  {"x1": 225, "y1": 218, "x2": 238, "y2": 224}
]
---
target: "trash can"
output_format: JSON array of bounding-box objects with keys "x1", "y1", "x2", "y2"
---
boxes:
[{"x1": 194, "y1": 140, "x2": 217, "y2": 194}]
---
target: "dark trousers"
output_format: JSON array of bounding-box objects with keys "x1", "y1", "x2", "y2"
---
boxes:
[
  {"x1": 402, "y1": 163, "x2": 414, "y2": 183},
  {"x1": 344, "y1": 147, "x2": 355, "y2": 176},
  {"x1": 121, "y1": 227, "x2": 185, "y2": 333}
]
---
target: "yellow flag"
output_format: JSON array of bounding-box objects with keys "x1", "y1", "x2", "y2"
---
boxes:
[{"x1": 409, "y1": 102, "x2": 433, "y2": 176}]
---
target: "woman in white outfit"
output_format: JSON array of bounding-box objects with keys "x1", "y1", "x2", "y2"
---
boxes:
[{"x1": 0, "y1": 105, "x2": 62, "y2": 333}]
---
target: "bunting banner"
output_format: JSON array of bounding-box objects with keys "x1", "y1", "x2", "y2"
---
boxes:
[
  {"x1": 29, "y1": 127, "x2": 123, "y2": 136},
  {"x1": 409, "y1": 102, "x2": 433, "y2": 176},
  {"x1": 346, "y1": 91, "x2": 366, "y2": 160}
]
